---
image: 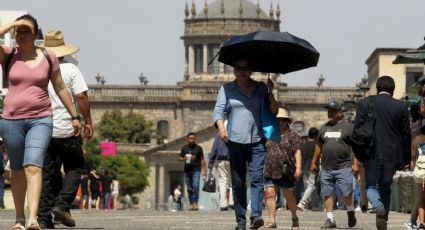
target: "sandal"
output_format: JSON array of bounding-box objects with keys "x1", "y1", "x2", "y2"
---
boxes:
[
  {"x1": 26, "y1": 219, "x2": 40, "y2": 230},
  {"x1": 292, "y1": 216, "x2": 299, "y2": 229},
  {"x1": 11, "y1": 223, "x2": 25, "y2": 230},
  {"x1": 264, "y1": 222, "x2": 277, "y2": 228},
  {"x1": 12, "y1": 218, "x2": 25, "y2": 230}
]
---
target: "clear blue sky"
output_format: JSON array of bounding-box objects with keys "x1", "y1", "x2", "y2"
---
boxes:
[{"x1": 2, "y1": 0, "x2": 425, "y2": 87}]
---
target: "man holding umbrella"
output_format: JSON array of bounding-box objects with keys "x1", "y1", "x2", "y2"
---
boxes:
[
  {"x1": 213, "y1": 31, "x2": 319, "y2": 230},
  {"x1": 214, "y1": 59, "x2": 278, "y2": 230}
]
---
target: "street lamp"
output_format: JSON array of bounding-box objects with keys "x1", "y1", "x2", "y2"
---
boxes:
[{"x1": 358, "y1": 75, "x2": 370, "y2": 97}]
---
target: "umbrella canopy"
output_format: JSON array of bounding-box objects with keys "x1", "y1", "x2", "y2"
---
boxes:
[
  {"x1": 393, "y1": 50, "x2": 425, "y2": 64},
  {"x1": 393, "y1": 39, "x2": 425, "y2": 64},
  {"x1": 217, "y1": 31, "x2": 320, "y2": 74}
]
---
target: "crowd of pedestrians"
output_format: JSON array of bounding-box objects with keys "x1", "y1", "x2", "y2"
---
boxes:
[{"x1": 0, "y1": 12, "x2": 422, "y2": 230}]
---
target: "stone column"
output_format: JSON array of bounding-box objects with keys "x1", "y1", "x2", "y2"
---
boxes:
[
  {"x1": 184, "y1": 46, "x2": 189, "y2": 76},
  {"x1": 188, "y1": 45, "x2": 195, "y2": 75},
  {"x1": 147, "y1": 162, "x2": 157, "y2": 210},
  {"x1": 158, "y1": 164, "x2": 165, "y2": 209},
  {"x1": 203, "y1": 44, "x2": 208, "y2": 74}
]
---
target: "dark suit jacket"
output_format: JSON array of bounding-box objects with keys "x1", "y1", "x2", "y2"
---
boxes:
[{"x1": 353, "y1": 93, "x2": 411, "y2": 166}]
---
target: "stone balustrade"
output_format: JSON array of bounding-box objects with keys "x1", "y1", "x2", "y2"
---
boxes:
[
  {"x1": 88, "y1": 85, "x2": 181, "y2": 103},
  {"x1": 184, "y1": 18, "x2": 279, "y2": 36},
  {"x1": 88, "y1": 84, "x2": 357, "y2": 104}
]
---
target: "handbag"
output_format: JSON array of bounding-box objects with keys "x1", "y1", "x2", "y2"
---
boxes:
[
  {"x1": 202, "y1": 173, "x2": 216, "y2": 193},
  {"x1": 414, "y1": 137, "x2": 425, "y2": 185},
  {"x1": 261, "y1": 92, "x2": 281, "y2": 144},
  {"x1": 276, "y1": 144, "x2": 295, "y2": 181}
]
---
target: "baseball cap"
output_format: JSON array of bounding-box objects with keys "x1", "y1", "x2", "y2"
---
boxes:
[{"x1": 325, "y1": 101, "x2": 347, "y2": 112}]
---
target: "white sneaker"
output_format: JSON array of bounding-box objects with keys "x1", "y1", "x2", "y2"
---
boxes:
[
  {"x1": 354, "y1": 206, "x2": 361, "y2": 212},
  {"x1": 297, "y1": 203, "x2": 306, "y2": 211}
]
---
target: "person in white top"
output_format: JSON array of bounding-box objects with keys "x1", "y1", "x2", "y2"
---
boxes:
[
  {"x1": 37, "y1": 31, "x2": 93, "y2": 229},
  {"x1": 173, "y1": 185, "x2": 182, "y2": 211},
  {"x1": 111, "y1": 177, "x2": 120, "y2": 210}
]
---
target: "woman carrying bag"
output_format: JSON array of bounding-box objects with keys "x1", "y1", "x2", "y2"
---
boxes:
[{"x1": 263, "y1": 108, "x2": 302, "y2": 229}]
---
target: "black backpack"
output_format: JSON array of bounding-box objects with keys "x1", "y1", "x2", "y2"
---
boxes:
[{"x1": 351, "y1": 96, "x2": 376, "y2": 162}]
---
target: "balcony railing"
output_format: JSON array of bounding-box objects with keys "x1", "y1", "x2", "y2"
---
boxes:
[{"x1": 88, "y1": 84, "x2": 357, "y2": 105}]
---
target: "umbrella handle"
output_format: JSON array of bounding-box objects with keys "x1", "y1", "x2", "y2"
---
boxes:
[
  {"x1": 267, "y1": 75, "x2": 274, "y2": 92},
  {"x1": 207, "y1": 51, "x2": 220, "y2": 66}
]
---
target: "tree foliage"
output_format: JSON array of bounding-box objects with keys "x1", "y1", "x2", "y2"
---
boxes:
[
  {"x1": 98, "y1": 109, "x2": 152, "y2": 143},
  {"x1": 84, "y1": 137, "x2": 150, "y2": 196}
]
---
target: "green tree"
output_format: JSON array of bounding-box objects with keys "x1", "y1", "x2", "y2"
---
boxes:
[
  {"x1": 98, "y1": 109, "x2": 152, "y2": 143},
  {"x1": 101, "y1": 154, "x2": 150, "y2": 195},
  {"x1": 83, "y1": 138, "x2": 150, "y2": 196}
]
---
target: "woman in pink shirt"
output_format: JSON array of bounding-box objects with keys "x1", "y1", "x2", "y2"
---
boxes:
[{"x1": 0, "y1": 14, "x2": 81, "y2": 230}]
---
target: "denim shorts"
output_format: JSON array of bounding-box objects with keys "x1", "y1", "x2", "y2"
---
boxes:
[
  {"x1": 320, "y1": 167, "x2": 353, "y2": 197},
  {"x1": 264, "y1": 176, "x2": 294, "y2": 189},
  {"x1": 0, "y1": 116, "x2": 53, "y2": 170}
]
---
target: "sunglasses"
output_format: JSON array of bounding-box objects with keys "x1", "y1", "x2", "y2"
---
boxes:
[{"x1": 234, "y1": 65, "x2": 252, "y2": 72}]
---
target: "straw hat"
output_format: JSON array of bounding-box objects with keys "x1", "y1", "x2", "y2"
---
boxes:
[
  {"x1": 276, "y1": 108, "x2": 294, "y2": 123},
  {"x1": 42, "y1": 30, "x2": 79, "y2": 58}
]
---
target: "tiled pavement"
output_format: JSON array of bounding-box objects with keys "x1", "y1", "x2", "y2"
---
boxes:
[{"x1": 0, "y1": 209, "x2": 412, "y2": 230}]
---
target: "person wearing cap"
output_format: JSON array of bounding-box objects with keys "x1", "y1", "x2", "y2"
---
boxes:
[
  {"x1": 310, "y1": 101, "x2": 358, "y2": 229},
  {"x1": 0, "y1": 15, "x2": 81, "y2": 230},
  {"x1": 354, "y1": 76, "x2": 410, "y2": 230},
  {"x1": 263, "y1": 108, "x2": 301, "y2": 229},
  {"x1": 36, "y1": 30, "x2": 93, "y2": 229},
  {"x1": 208, "y1": 120, "x2": 234, "y2": 211},
  {"x1": 213, "y1": 59, "x2": 278, "y2": 230}
]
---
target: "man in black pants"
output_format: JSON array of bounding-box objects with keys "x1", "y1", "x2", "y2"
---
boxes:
[{"x1": 37, "y1": 31, "x2": 94, "y2": 229}]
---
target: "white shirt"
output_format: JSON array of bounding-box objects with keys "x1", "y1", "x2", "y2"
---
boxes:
[{"x1": 48, "y1": 61, "x2": 88, "y2": 138}]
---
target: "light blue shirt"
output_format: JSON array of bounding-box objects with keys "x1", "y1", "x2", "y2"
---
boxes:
[{"x1": 213, "y1": 80, "x2": 267, "y2": 144}]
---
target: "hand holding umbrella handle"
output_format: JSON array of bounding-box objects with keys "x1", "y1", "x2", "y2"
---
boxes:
[{"x1": 267, "y1": 76, "x2": 274, "y2": 93}]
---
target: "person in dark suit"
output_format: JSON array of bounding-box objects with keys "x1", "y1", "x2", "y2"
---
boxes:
[{"x1": 354, "y1": 75, "x2": 411, "y2": 230}]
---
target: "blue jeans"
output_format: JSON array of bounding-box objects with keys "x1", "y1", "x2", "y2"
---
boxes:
[
  {"x1": 227, "y1": 140, "x2": 265, "y2": 225},
  {"x1": 0, "y1": 174, "x2": 4, "y2": 205},
  {"x1": 364, "y1": 158, "x2": 397, "y2": 219},
  {"x1": 0, "y1": 117, "x2": 53, "y2": 170},
  {"x1": 103, "y1": 192, "x2": 111, "y2": 209},
  {"x1": 184, "y1": 170, "x2": 201, "y2": 204}
]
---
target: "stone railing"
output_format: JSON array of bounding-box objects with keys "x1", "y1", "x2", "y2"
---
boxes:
[
  {"x1": 184, "y1": 18, "x2": 279, "y2": 36},
  {"x1": 88, "y1": 85, "x2": 181, "y2": 103},
  {"x1": 87, "y1": 84, "x2": 358, "y2": 104},
  {"x1": 279, "y1": 87, "x2": 358, "y2": 104}
]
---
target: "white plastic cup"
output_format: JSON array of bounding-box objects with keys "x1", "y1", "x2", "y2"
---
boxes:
[{"x1": 185, "y1": 153, "x2": 192, "y2": 164}]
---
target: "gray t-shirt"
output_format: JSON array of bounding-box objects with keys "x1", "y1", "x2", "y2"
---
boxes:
[{"x1": 319, "y1": 120, "x2": 353, "y2": 170}]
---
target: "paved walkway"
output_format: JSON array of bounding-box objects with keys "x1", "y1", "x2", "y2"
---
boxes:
[{"x1": 0, "y1": 209, "x2": 412, "y2": 229}]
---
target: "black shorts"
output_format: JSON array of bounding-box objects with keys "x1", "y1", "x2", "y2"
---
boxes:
[{"x1": 91, "y1": 190, "x2": 100, "y2": 200}]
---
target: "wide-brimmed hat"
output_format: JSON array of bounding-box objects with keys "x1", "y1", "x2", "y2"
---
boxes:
[
  {"x1": 41, "y1": 30, "x2": 79, "y2": 58},
  {"x1": 276, "y1": 108, "x2": 294, "y2": 123},
  {"x1": 325, "y1": 101, "x2": 347, "y2": 112}
]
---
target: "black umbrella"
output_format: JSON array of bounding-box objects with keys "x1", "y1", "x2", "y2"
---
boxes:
[
  {"x1": 393, "y1": 38, "x2": 425, "y2": 64},
  {"x1": 393, "y1": 51, "x2": 425, "y2": 64},
  {"x1": 216, "y1": 31, "x2": 320, "y2": 74}
]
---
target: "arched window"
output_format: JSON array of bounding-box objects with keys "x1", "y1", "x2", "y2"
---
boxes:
[
  {"x1": 194, "y1": 45, "x2": 203, "y2": 74},
  {"x1": 157, "y1": 120, "x2": 169, "y2": 143},
  {"x1": 208, "y1": 44, "x2": 220, "y2": 74}
]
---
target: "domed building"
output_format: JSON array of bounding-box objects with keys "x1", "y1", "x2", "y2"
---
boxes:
[{"x1": 181, "y1": 0, "x2": 281, "y2": 82}]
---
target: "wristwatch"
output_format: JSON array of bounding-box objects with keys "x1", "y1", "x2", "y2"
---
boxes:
[{"x1": 71, "y1": 115, "x2": 80, "y2": 121}]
